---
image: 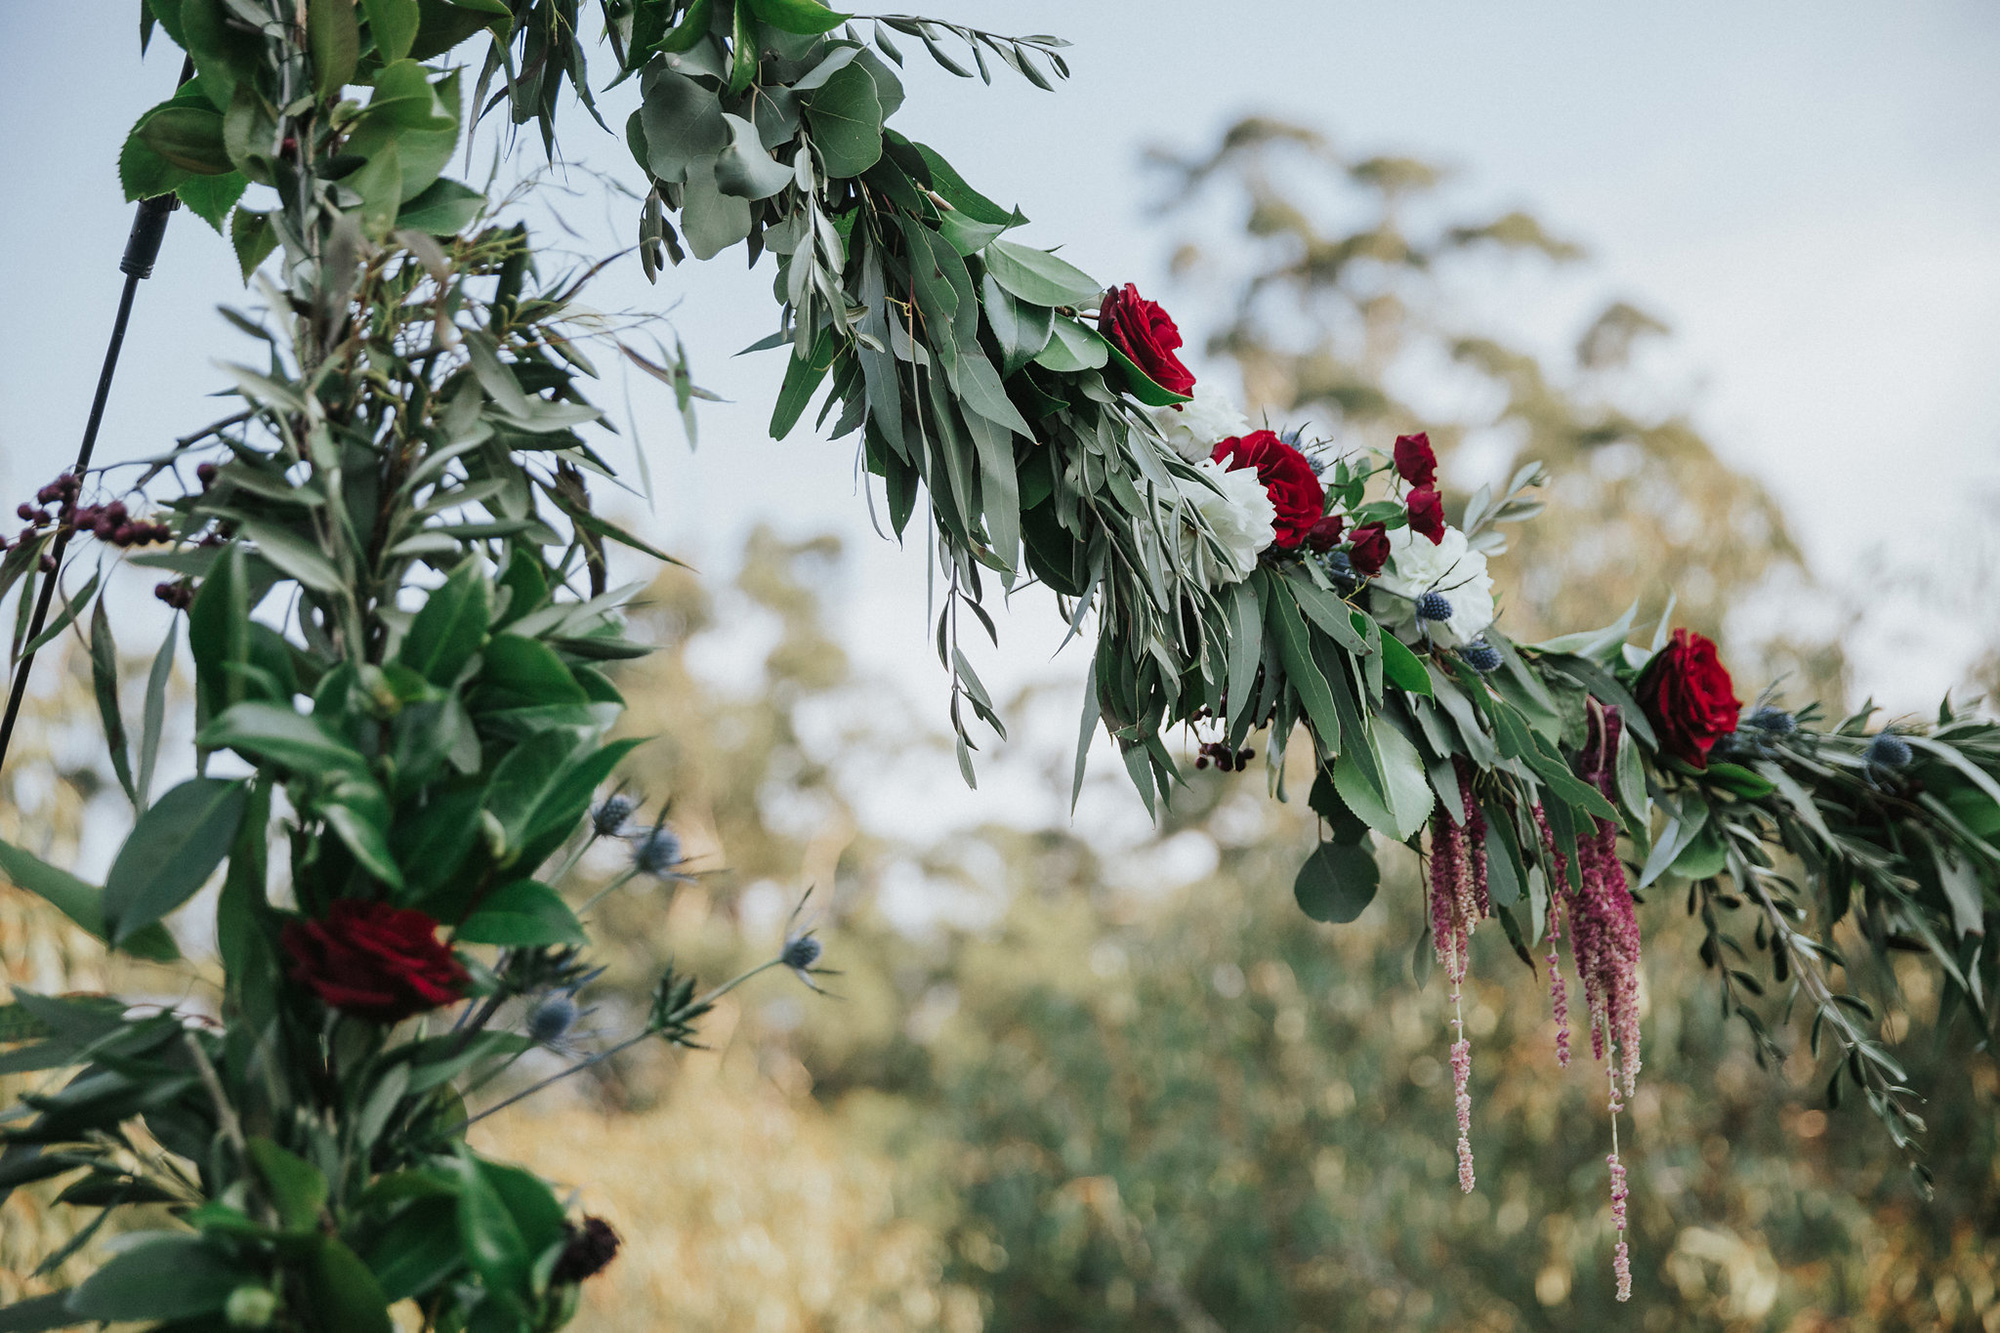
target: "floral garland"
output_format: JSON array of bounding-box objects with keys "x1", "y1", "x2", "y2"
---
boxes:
[{"x1": 0, "y1": 1, "x2": 1994, "y2": 1325}]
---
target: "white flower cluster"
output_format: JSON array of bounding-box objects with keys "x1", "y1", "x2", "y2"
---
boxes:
[
  {"x1": 1151, "y1": 384, "x2": 1252, "y2": 463},
  {"x1": 1170, "y1": 459, "x2": 1276, "y2": 587},
  {"x1": 1375, "y1": 526, "x2": 1496, "y2": 647}
]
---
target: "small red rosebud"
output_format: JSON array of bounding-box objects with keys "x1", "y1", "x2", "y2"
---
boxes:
[
  {"x1": 1393, "y1": 432, "x2": 1437, "y2": 488},
  {"x1": 1406, "y1": 485, "x2": 1446, "y2": 544},
  {"x1": 1305, "y1": 514, "x2": 1347, "y2": 552},
  {"x1": 1348, "y1": 523, "x2": 1391, "y2": 577}
]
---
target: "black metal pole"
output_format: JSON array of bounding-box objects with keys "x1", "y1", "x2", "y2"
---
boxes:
[{"x1": 0, "y1": 178, "x2": 180, "y2": 773}]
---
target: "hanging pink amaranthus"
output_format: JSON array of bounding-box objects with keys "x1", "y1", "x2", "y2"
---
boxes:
[
  {"x1": 1539, "y1": 702, "x2": 1644, "y2": 1301},
  {"x1": 1429, "y1": 763, "x2": 1490, "y2": 1193}
]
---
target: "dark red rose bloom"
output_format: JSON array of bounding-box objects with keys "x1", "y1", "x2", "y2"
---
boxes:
[
  {"x1": 1211, "y1": 430, "x2": 1326, "y2": 549},
  {"x1": 1393, "y1": 432, "x2": 1437, "y2": 488},
  {"x1": 1406, "y1": 484, "x2": 1446, "y2": 543},
  {"x1": 552, "y1": 1217, "x2": 621, "y2": 1285},
  {"x1": 1305, "y1": 514, "x2": 1347, "y2": 552},
  {"x1": 1098, "y1": 283, "x2": 1196, "y2": 397},
  {"x1": 283, "y1": 900, "x2": 468, "y2": 1024},
  {"x1": 1347, "y1": 523, "x2": 1391, "y2": 576},
  {"x1": 1635, "y1": 629, "x2": 1742, "y2": 769}
]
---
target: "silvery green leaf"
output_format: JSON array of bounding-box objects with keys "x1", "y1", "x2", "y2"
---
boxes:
[
  {"x1": 680, "y1": 161, "x2": 754, "y2": 259},
  {"x1": 714, "y1": 113, "x2": 796, "y2": 200},
  {"x1": 638, "y1": 65, "x2": 727, "y2": 185}
]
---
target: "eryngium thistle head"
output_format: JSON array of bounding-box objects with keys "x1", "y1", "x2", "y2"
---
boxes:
[
  {"x1": 591, "y1": 794, "x2": 637, "y2": 837},
  {"x1": 631, "y1": 826, "x2": 685, "y2": 877},
  {"x1": 1747, "y1": 707, "x2": 1797, "y2": 735},
  {"x1": 526, "y1": 994, "x2": 579, "y2": 1047},
  {"x1": 1415, "y1": 590, "x2": 1454, "y2": 622},
  {"x1": 1866, "y1": 732, "x2": 1913, "y2": 769},
  {"x1": 782, "y1": 932, "x2": 824, "y2": 972},
  {"x1": 1461, "y1": 640, "x2": 1502, "y2": 673}
]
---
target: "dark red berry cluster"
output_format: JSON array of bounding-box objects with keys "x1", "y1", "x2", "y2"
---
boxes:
[
  {"x1": 1194, "y1": 741, "x2": 1255, "y2": 772},
  {"x1": 154, "y1": 581, "x2": 193, "y2": 610},
  {"x1": 11, "y1": 473, "x2": 173, "y2": 556}
]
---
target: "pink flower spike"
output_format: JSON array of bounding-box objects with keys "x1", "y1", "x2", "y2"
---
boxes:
[{"x1": 1452, "y1": 1038, "x2": 1476, "y2": 1193}]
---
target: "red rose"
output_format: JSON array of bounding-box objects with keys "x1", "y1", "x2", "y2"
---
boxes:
[
  {"x1": 1098, "y1": 283, "x2": 1196, "y2": 397},
  {"x1": 1393, "y1": 432, "x2": 1437, "y2": 487},
  {"x1": 283, "y1": 900, "x2": 468, "y2": 1024},
  {"x1": 1211, "y1": 430, "x2": 1326, "y2": 549},
  {"x1": 1305, "y1": 514, "x2": 1347, "y2": 552},
  {"x1": 1406, "y1": 484, "x2": 1446, "y2": 544},
  {"x1": 1635, "y1": 629, "x2": 1741, "y2": 769},
  {"x1": 1347, "y1": 523, "x2": 1390, "y2": 576}
]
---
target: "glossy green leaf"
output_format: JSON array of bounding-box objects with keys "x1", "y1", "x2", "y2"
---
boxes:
[
  {"x1": 362, "y1": 0, "x2": 421, "y2": 62},
  {"x1": 306, "y1": 1237, "x2": 393, "y2": 1333},
  {"x1": 638, "y1": 66, "x2": 727, "y2": 185},
  {"x1": 680, "y1": 162, "x2": 754, "y2": 259},
  {"x1": 0, "y1": 1291, "x2": 76, "y2": 1332},
  {"x1": 308, "y1": 0, "x2": 361, "y2": 95},
  {"x1": 456, "y1": 879, "x2": 587, "y2": 946},
  {"x1": 1333, "y1": 716, "x2": 1434, "y2": 842},
  {"x1": 745, "y1": 0, "x2": 850, "y2": 34},
  {"x1": 714, "y1": 113, "x2": 795, "y2": 200},
  {"x1": 804, "y1": 62, "x2": 884, "y2": 177},
  {"x1": 769, "y1": 325, "x2": 839, "y2": 439},
  {"x1": 198, "y1": 703, "x2": 369, "y2": 779},
  {"x1": 399, "y1": 558, "x2": 491, "y2": 686},
  {"x1": 367, "y1": 1196, "x2": 462, "y2": 1300},
  {"x1": 88, "y1": 599, "x2": 136, "y2": 806},
  {"x1": 0, "y1": 839, "x2": 178, "y2": 962},
  {"x1": 980, "y1": 273, "x2": 1053, "y2": 378},
  {"x1": 396, "y1": 177, "x2": 485, "y2": 234},
  {"x1": 1377, "y1": 634, "x2": 1434, "y2": 697},
  {"x1": 453, "y1": 1148, "x2": 531, "y2": 1306},
  {"x1": 67, "y1": 1233, "x2": 249, "y2": 1322},
  {"x1": 1030, "y1": 315, "x2": 1108, "y2": 373},
  {"x1": 230, "y1": 207, "x2": 277, "y2": 280},
  {"x1": 189, "y1": 542, "x2": 251, "y2": 726},
  {"x1": 137, "y1": 104, "x2": 233, "y2": 174},
  {"x1": 175, "y1": 170, "x2": 248, "y2": 233},
  {"x1": 119, "y1": 129, "x2": 191, "y2": 201},
  {"x1": 103, "y1": 778, "x2": 248, "y2": 943},
  {"x1": 1104, "y1": 342, "x2": 1192, "y2": 407},
  {"x1": 247, "y1": 1138, "x2": 328, "y2": 1233},
  {"x1": 1294, "y1": 840, "x2": 1379, "y2": 923},
  {"x1": 984, "y1": 237, "x2": 1100, "y2": 307}
]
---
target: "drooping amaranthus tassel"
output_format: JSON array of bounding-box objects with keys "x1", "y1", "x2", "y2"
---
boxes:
[
  {"x1": 1606, "y1": 1052, "x2": 1632, "y2": 1301},
  {"x1": 1533, "y1": 804, "x2": 1576, "y2": 1066},
  {"x1": 1429, "y1": 782, "x2": 1486, "y2": 1193},
  {"x1": 1574, "y1": 705, "x2": 1643, "y2": 1098}
]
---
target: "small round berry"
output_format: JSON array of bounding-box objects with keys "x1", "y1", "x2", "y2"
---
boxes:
[
  {"x1": 1195, "y1": 755, "x2": 1209, "y2": 770},
  {"x1": 196, "y1": 462, "x2": 219, "y2": 487},
  {"x1": 1415, "y1": 591, "x2": 1454, "y2": 622},
  {"x1": 1866, "y1": 733, "x2": 1912, "y2": 769},
  {"x1": 1461, "y1": 640, "x2": 1502, "y2": 673}
]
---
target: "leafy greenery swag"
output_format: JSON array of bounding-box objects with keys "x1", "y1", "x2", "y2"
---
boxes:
[{"x1": 0, "y1": 0, "x2": 1994, "y2": 1327}]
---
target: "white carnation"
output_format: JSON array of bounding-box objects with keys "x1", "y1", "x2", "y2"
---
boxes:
[
  {"x1": 1151, "y1": 384, "x2": 1253, "y2": 463},
  {"x1": 1170, "y1": 459, "x2": 1276, "y2": 587},
  {"x1": 1374, "y1": 525, "x2": 1496, "y2": 647}
]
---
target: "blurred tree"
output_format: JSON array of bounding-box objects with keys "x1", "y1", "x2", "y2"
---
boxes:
[{"x1": 1147, "y1": 118, "x2": 1846, "y2": 704}]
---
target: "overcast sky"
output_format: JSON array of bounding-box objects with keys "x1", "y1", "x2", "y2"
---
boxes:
[{"x1": 3, "y1": 2, "x2": 1997, "y2": 841}]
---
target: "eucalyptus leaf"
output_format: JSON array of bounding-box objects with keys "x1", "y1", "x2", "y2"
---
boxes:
[
  {"x1": 1294, "y1": 840, "x2": 1379, "y2": 923},
  {"x1": 104, "y1": 778, "x2": 249, "y2": 943}
]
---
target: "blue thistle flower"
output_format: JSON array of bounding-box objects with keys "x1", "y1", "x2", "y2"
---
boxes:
[
  {"x1": 1461, "y1": 640, "x2": 1502, "y2": 673},
  {"x1": 1866, "y1": 732, "x2": 1912, "y2": 769},
  {"x1": 782, "y1": 933, "x2": 823, "y2": 972},
  {"x1": 526, "y1": 995, "x2": 580, "y2": 1047},
  {"x1": 1415, "y1": 591, "x2": 1454, "y2": 622},
  {"x1": 1747, "y1": 708, "x2": 1797, "y2": 735},
  {"x1": 631, "y1": 826, "x2": 686, "y2": 878},
  {"x1": 591, "y1": 795, "x2": 637, "y2": 837}
]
